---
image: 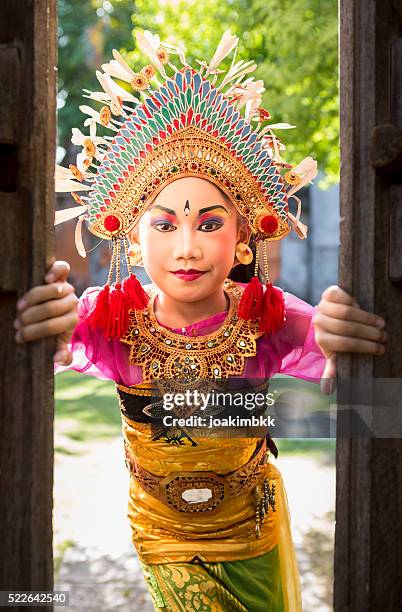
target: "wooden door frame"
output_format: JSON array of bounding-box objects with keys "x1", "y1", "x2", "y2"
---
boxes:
[
  {"x1": 335, "y1": 1, "x2": 402, "y2": 609},
  {"x1": 0, "y1": 0, "x2": 57, "y2": 605},
  {"x1": 1, "y1": 2, "x2": 402, "y2": 610}
]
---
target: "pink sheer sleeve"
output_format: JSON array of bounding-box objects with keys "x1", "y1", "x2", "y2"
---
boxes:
[
  {"x1": 266, "y1": 292, "x2": 326, "y2": 382},
  {"x1": 55, "y1": 284, "x2": 326, "y2": 385},
  {"x1": 55, "y1": 286, "x2": 143, "y2": 385}
]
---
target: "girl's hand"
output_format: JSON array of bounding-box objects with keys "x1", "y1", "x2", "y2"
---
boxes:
[
  {"x1": 313, "y1": 285, "x2": 388, "y2": 393},
  {"x1": 14, "y1": 261, "x2": 79, "y2": 365}
]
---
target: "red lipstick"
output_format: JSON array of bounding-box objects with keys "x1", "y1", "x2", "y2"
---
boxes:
[{"x1": 171, "y1": 269, "x2": 206, "y2": 282}]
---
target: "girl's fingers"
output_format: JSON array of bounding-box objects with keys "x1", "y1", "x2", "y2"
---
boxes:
[
  {"x1": 16, "y1": 282, "x2": 75, "y2": 312},
  {"x1": 318, "y1": 299, "x2": 385, "y2": 329},
  {"x1": 320, "y1": 354, "x2": 337, "y2": 395},
  {"x1": 314, "y1": 329, "x2": 386, "y2": 357},
  {"x1": 15, "y1": 311, "x2": 78, "y2": 343},
  {"x1": 17, "y1": 292, "x2": 78, "y2": 326},
  {"x1": 53, "y1": 351, "x2": 73, "y2": 365},
  {"x1": 53, "y1": 341, "x2": 73, "y2": 365},
  {"x1": 44, "y1": 260, "x2": 71, "y2": 284},
  {"x1": 322, "y1": 354, "x2": 337, "y2": 379},
  {"x1": 313, "y1": 312, "x2": 388, "y2": 344},
  {"x1": 321, "y1": 285, "x2": 358, "y2": 306}
]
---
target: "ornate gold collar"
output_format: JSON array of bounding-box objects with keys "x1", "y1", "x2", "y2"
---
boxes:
[{"x1": 119, "y1": 279, "x2": 263, "y2": 383}]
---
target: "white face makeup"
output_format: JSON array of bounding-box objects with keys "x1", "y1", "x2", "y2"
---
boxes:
[{"x1": 136, "y1": 177, "x2": 246, "y2": 303}]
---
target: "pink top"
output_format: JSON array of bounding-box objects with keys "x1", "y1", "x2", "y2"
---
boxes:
[{"x1": 59, "y1": 283, "x2": 326, "y2": 384}]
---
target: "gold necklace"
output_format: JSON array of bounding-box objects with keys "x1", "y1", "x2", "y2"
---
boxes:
[{"x1": 119, "y1": 279, "x2": 264, "y2": 383}]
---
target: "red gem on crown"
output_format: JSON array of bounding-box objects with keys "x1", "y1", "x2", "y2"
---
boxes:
[
  {"x1": 103, "y1": 215, "x2": 121, "y2": 232},
  {"x1": 259, "y1": 214, "x2": 278, "y2": 234}
]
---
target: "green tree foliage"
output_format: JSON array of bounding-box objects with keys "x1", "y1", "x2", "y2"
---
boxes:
[
  {"x1": 59, "y1": 0, "x2": 338, "y2": 183},
  {"x1": 57, "y1": 0, "x2": 136, "y2": 149}
]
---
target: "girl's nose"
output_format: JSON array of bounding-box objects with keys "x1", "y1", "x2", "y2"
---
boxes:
[{"x1": 172, "y1": 227, "x2": 202, "y2": 261}]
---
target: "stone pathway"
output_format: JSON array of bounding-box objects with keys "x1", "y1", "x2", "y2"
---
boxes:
[
  {"x1": 278, "y1": 455, "x2": 335, "y2": 611},
  {"x1": 54, "y1": 437, "x2": 154, "y2": 611},
  {"x1": 54, "y1": 436, "x2": 335, "y2": 611}
]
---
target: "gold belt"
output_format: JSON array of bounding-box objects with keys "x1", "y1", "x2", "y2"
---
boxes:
[{"x1": 124, "y1": 438, "x2": 269, "y2": 514}]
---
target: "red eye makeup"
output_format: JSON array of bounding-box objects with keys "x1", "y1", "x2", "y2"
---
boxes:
[{"x1": 198, "y1": 212, "x2": 227, "y2": 225}]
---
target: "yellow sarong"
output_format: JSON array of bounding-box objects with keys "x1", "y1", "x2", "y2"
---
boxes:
[{"x1": 122, "y1": 414, "x2": 302, "y2": 610}]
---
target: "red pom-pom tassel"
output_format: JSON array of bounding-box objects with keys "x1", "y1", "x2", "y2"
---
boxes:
[
  {"x1": 122, "y1": 273, "x2": 149, "y2": 310},
  {"x1": 86, "y1": 275, "x2": 149, "y2": 340},
  {"x1": 85, "y1": 237, "x2": 149, "y2": 340},
  {"x1": 238, "y1": 276, "x2": 264, "y2": 321},
  {"x1": 106, "y1": 283, "x2": 129, "y2": 339},
  {"x1": 260, "y1": 282, "x2": 286, "y2": 335},
  {"x1": 238, "y1": 278, "x2": 286, "y2": 335},
  {"x1": 86, "y1": 285, "x2": 110, "y2": 333}
]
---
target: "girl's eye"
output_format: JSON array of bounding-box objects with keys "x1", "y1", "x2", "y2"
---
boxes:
[
  {"x1": 198, "y1": 220, "x2": 223, "y2": 232},
  {"x1": 152, "y1": 221, "x2": 176, "y2": 232}
]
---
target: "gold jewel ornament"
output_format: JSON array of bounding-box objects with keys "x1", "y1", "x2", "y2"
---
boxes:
[
  {"x1": 99, "y1": 106, "x2": 112, "y2": 126},
  {"x1": 235, "y1": 242, "x2": 254, "y2": 265},
  {"x1": 254, "y1": 476, "x2": 276, "y2": 537},
  {"x1": 54, "y1": 28, "x2": 318, "y2": 340},
  {"x1": 127, "y1": 240, "x2": 142, "y2": 266},
  {"x1": 120, "y1": 279, "x2": 263, "y2": 383},
  {"x1": 124, "y1": 435, "x2": 269, "y2": 514}
]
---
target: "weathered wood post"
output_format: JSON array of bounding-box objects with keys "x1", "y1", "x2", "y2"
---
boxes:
[
  {"x1": 0, "y1": 0, "x2": 57, "y2": 606},
  {"x1": 336, "y1": 0, "x2": 402, "y2": 609}
]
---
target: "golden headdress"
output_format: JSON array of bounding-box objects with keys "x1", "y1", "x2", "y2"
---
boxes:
[{"x1": 55, "y1": 29, "x2": 317, "y2": 339}]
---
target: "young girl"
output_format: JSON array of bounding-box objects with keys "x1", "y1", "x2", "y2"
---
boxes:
[{"x1": 14, "y1": 31, "x2": 387, "y2": 611}]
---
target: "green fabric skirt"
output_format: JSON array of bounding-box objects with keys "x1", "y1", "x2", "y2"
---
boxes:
[{"x1": 139, "y1": 545, "x2": 285, "y2": 611}]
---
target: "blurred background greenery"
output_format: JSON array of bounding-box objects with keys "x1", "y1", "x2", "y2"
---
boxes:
[{"x1": 57, "y1": 0, "x2": 338, "y2": 184}]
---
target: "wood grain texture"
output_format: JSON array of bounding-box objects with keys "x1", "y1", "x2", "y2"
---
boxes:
[
  {"x1": 0, "y1": 1, "x2": 57, "y2": 607},
  {"x1": 336, "y1": 1, "x2": 402, "y2": 610}
]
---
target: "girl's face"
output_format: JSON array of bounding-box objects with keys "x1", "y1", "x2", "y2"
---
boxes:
[{"x1": 136, "y1": 177, "x2": 248, "y2": 302}]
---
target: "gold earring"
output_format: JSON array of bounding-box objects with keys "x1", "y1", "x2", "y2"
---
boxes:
[
  {"x1": 235, "y1": 242, "x2": 253, "y2": 265},
  {"x1": 128, "y1": 241, "x2": 142, "y2": 266}
]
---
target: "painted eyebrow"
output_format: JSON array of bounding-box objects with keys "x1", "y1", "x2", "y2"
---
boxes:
[
  {"x1": 198, "y1": 205, "x2": 229, "y2": 215},
  {"x1": 149, "y1": 204, "x2": 229, "y2": 217},
  {"x1": 150, "y1": 204, "x2": 176, "y2": 216}
]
